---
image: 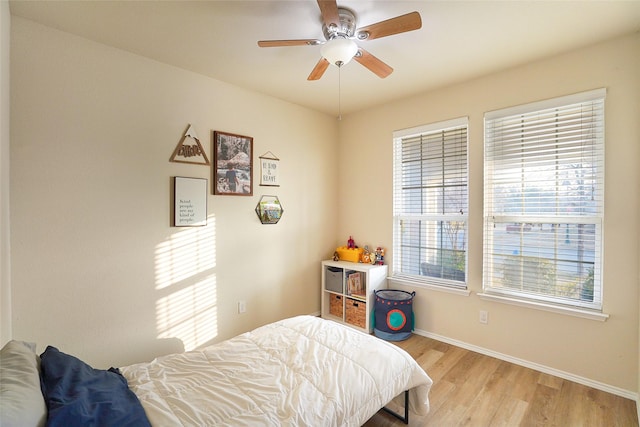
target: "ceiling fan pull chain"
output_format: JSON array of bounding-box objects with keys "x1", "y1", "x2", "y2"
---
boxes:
[{"x1": 338, "y1": 65, "x2": 342, "y2": 121}]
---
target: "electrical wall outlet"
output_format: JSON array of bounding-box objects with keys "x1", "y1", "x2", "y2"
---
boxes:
[
  {"x1": 479, "y1": 310, "x2": 488, "y2": 324},
  {"x1": 238, "y1": 300, "x2": 247, "y2": 314}
]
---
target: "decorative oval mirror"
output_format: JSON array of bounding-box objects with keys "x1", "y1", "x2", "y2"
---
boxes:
[{"x1": 255, "y1": 195, "x2": 283, "y2": 224}]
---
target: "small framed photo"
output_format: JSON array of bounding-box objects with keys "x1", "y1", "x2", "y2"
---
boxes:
[
  {"x1": 255, "y1": 195, "x2": 284, "y2": 224},
  {"x1": 213, "y1": 131, "x2": 253, "y2": 196}
]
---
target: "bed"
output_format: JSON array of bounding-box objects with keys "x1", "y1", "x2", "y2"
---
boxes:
[{"x1": 1, "y1": 315, "x2": 432, "y2": 426}]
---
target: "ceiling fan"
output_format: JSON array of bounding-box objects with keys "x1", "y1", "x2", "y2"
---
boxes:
[{"x1": 257, "y1": 0, "x2": 422, "y2": 80}]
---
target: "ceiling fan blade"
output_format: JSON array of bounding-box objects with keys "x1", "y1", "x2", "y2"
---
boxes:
[
  {"x1": 356, "y1": 11, "x2": 422, "y2": 40},
  {"x1": 308, "y1": 58, "x2": 330, "y2": 81},
  {"x1": 354, "y1": 48, "x2": 393, "y2": 78},
  {"x1": 258, "y1": 39, "x2": 322, "y2": 48},
  {"x1": 317, "y1": 0, "x2": 340, "y2": 29}
]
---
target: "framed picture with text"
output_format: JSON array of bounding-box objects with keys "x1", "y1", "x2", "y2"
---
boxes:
[
  {"x1": 259, "y1": 152, "x2": 279, "y2": 187},
  {"x1": 173, "y1": 177, "x2": 207, "y2": 227}
]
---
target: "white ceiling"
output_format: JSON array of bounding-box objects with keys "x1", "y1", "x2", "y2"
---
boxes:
[{"x1": 9, "y1": 0, "x2": 640, "y2": 116}]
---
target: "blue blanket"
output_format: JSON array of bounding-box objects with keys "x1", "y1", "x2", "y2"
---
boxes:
[{"x1": 40, "y1": 346, "x2": 150, "y2": 427}]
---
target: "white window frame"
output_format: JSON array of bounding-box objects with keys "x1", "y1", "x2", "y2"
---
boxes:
[
  {"x1": 481, "y1": 89, "x2": 606, "y2": 317},
  {"x1": 392, "y1": 117, "x2": 469, "y2": 291}
]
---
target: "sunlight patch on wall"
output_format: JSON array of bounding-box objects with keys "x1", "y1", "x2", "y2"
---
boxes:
[
  {"x1": 156, "y1": 274, "x2": 218, "y2": 351},
  {"x1": 155, "y1": 220, "x2": 216, "y2": 290},
  {"x1": 154, "y1": 217, "x2": 218, "y2": 351}
]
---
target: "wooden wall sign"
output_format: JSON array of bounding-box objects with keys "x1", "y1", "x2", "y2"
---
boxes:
[{"x1": 170, "y1": 124, "x2": 210, "y2": 165}]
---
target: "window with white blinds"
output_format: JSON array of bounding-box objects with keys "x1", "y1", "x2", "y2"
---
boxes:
[
  {"x1": 483, "y1": 89, "x2": 605, "y2": 310},
  {"x1": 393, "y1": 118, "x2": 468, "y2": 288}
]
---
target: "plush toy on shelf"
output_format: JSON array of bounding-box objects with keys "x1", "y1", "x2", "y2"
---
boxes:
[{"x1": 361, "y1": 246, "x2": 371, "y2": 264}]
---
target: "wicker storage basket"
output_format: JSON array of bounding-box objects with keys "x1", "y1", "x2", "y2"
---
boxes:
[
  {"x1": 345, "y1": 297, "x2": 366, "y2": 328},
  {"x1": 329, "y1": 294, "x2": 343, "y2": 318}
]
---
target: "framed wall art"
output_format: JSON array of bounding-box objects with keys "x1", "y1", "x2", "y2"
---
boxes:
[
  {"x1": 213, "y1": 131, "x2": 253, "y2": 196},
  {"x1": 259, "y1": 151, "x2": 280, "y2": 187},
  {"x1": 173, "y1": 177, "x2": 207, "y2": 227},
  {"x1": 255, "y1": 195, "x2": 284, "y2": 224}
]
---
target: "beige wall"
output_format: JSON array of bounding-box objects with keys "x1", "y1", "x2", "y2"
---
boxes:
[
  {"x1": 338, "y1": 33, "x2": 640, "y2": 394},
  {"x1": 1, "y1": 1, "x2": 11, "y2": 346},
  {"x1": 7, "y1": 12, "x2": 639, "y2": 399},
  {"x1": 9, "y1": 17, "x2": 338, "y2": 367}
]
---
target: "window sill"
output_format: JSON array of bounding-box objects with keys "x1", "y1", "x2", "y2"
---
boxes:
[
  {"x1": 477, "y1": 293, "x2": 609, "y2": 322},
  {"x1": 388, "y1": 276, "x2": 471, "y2": 297}
]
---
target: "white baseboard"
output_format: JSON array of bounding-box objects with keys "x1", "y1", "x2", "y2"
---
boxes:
[{"x1": 414, "y1": 328, "x2": 638, "y2": 402}]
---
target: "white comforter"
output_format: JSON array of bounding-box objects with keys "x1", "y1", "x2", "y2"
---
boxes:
[{"x1": 121, "y1": 315, "x2": 432, "y2": 426}]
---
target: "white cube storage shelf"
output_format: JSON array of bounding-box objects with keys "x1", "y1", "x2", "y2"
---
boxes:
[{"x1": 320, "y1": 260, "x2": 387, "y2": 333}]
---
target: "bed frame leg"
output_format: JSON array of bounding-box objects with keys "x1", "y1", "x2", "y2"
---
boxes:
[{"x1": 382, "y1": 390, "x2": 409, "y2": 424}]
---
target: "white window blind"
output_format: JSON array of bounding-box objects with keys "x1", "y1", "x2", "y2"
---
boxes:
[
  {"x1": 483, "y1": 89, "x2": 605, "y2": 310},
  {"x1": 393, "y1": 118, "x2": 468, "y2": 288}
]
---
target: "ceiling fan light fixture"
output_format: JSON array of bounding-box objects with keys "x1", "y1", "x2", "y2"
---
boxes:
[{"x1": 321, "y1": 37, "x2": 358, "y2": 67}]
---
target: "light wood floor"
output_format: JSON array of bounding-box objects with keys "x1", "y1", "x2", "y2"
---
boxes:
[{"x1": 364, "y1": 333, "x2": 638, "y2": 426}]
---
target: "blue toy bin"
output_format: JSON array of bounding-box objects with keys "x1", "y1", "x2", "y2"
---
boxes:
[{"x1": 373, "y1": 289, "x2": 415, "y2": 341}]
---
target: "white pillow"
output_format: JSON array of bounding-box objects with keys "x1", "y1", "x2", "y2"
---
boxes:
[{"x1": 0, "y1": 340, "x2": 47, "y2": 427}]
